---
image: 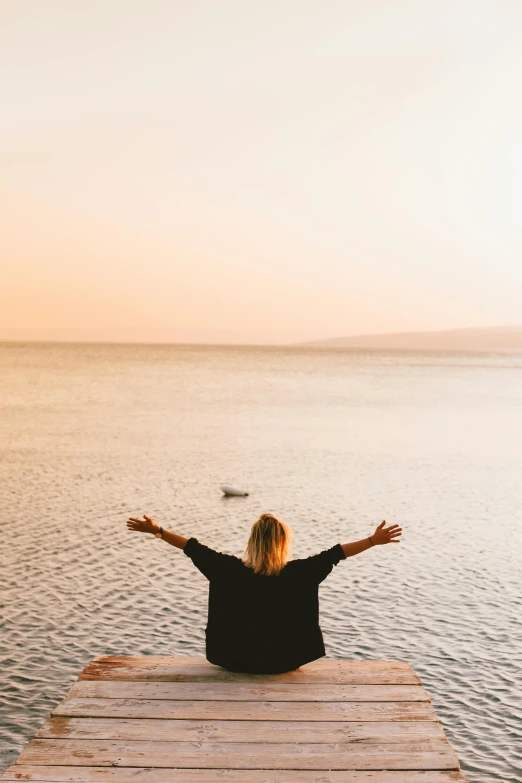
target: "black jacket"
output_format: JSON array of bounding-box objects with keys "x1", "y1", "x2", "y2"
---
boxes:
[{"x1": 184, "y1": 537, "x2": 346, "y2": 673}]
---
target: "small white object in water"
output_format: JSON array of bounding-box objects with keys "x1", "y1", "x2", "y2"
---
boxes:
[{"x1": 220, "y1": 484, "x2": 249, "y2": 497}]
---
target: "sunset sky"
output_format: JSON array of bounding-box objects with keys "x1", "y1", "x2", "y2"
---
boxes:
[{"x1": 2, "y1": 1, "x2": 522, "y2": 344}]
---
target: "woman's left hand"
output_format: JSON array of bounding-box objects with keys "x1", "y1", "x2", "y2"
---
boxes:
[
  {"x1": 127, "y1": 514, "x2": 158, "y2": 535},
  {"x1": 372, "y1": 520, "x2": 402, "y2": 545}
]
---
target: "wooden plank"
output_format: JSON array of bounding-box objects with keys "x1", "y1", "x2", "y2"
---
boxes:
[
  {"x1": 1, "y1": 766, "x2": 469, "y2": 782},
  {"x1": 81, "y1": 655, "x2": 415, "y2": 671},
  {"x1": 52, "y1": 698, "x2": 438, "y2": 722},
  {"x1": 37, "y1": 717, "x2": 446, "y2": 742},
  {"x1": 16, "y1": 739, "x2": 460, "y2": 770},
  {"x1": 78, "y1": 656, "x2": 419, "y2": 684},
  {"x1": 67, "y1": 680, "x2": 427, "y2": 702}
]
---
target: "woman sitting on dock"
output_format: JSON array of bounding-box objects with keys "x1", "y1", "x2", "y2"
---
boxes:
[{"x1": 126, "y1": 513, "x2": 402, "y2": 674}]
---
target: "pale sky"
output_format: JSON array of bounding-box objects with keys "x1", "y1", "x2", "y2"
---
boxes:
[{"x1": 1, "y1": 0, "x2": 522, "y2": 344}]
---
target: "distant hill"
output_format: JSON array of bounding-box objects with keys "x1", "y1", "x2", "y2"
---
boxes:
[{"x1": 300, "y1": 326, "x2": 522, "y2": 352}]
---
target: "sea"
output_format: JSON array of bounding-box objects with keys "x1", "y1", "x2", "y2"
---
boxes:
[{"x1": 1, "y1": 341, "x2": 521, "y2": 782}]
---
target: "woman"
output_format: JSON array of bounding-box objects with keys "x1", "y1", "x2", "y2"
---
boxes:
[{"x1": 126, "y1": 512, "x2": 402, "y2": 674}]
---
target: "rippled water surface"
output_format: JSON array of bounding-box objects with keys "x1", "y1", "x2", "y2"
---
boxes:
[{"x1": 1, "y1": 342, "x2": 521, "y2": 781}]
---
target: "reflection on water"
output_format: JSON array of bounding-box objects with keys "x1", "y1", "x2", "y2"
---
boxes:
[{"x1": 1, "y1": 342, "x2": 521, "y2": 781}]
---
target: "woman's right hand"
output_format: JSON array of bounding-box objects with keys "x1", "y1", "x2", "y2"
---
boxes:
[
  {"x1": 372, "y1": 520, "x2": 402, "y2": 545},
  {"x1": 127, "y1": 514, "x2": 158, "y2": 535}
]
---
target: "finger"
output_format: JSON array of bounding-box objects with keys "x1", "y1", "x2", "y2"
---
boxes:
[
  {"x1": 378, "y1": 520, "x2": 386, "y2": 529},
  {"x1": 129, "y1": 518, "x2": 143, "y2": 523},
  {"x1": 390, "y1": 539, "x2": 401, "y2": 543},
  {"x1": 389, "y1": 531, "x2": 402, "y2": 538},
  {"x1": 386, "y1": 524, "x2": 401, "y2": 531},
  {"x1": 144, "y1": 515, "x2": 152, "y2": 521}
]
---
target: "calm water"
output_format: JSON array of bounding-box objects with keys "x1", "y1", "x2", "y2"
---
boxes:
[{"x1": 1, "y1": 342, "x2": 521, "y2": 781}]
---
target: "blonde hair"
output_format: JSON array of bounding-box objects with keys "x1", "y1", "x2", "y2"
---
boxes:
[{"x1": 243, "y1": 513, "x2": 292, "y2": 576}]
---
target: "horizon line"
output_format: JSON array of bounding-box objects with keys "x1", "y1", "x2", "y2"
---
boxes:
[{"x1": 1, "y1": 322, "x2": 522, "y2": 348}]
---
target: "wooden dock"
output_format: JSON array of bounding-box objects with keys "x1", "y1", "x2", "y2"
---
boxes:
[{"x1": 2, "y1": 655, "x2": 468, "y2": 782}]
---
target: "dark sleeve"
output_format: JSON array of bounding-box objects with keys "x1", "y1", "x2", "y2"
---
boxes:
[
  {"x1": 183, "y1": 537, "x2": 234, "y2": 581},
  {"x1": 298, "y1": 543, "x2": 346, "y2": 584}
]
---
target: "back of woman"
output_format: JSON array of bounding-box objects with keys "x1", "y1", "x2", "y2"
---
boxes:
[
  {"x1": 127, "y1": 510, "x2": 402, "y2": 674},
  {"x1": 184, "y1": 518, "x2": 346, "y2": 673}
]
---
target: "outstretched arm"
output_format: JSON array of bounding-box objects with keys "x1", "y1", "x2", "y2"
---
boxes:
[
  {"x1": 341, "y1": 520, "x2": 402, "y2": 558},
  {"x1": 126, "y1": 515, "x2": 188, "y2": 550}
]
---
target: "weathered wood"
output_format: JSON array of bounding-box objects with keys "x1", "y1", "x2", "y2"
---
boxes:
[
  {"x1": 37, "y1": 717, "x2": 446, "y2": 742},
  {"x1": 16, "y1": 739, "x2": 460, "y2": 770},
  {"x1": 81, "y1": 655, "x2": 415, "y2": 671},
  {"x1": 5, "y1": 655, "x2": 466, "y2": 781},
  {"x1": 67, "y1": 680, "x2": 427, "y2": 702},
  {"x1": 53, "y1": 697, "x2": 438, "y2": 722},
  {"x1": 0, "y1": 766, "x2": 469, "y2": 782},
  {"x1": 84, "y1": 655, "x2": 415, "y2": 666},
  {"x1": 79, "y1": 656, "x2": 420, "y2": 684}
]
